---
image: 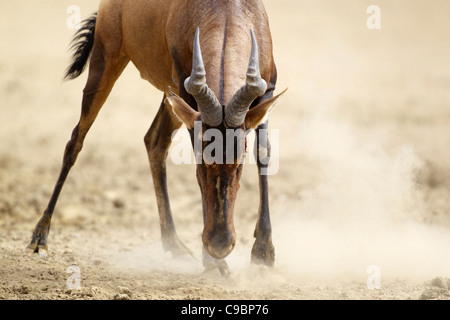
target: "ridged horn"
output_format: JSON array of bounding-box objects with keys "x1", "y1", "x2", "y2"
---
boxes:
[
  {"x1": 224, "y1": 29, "x2": 267, "y2": 128},
  {"x1": 184, "y1": 27, "x2": 223, "y2": 127}
]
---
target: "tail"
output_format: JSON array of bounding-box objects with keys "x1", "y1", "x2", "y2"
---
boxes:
[{"x1": 64, "y1": 12, "x2": 98, "y2": 80}]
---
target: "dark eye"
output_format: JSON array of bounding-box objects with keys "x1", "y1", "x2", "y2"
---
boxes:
[{"x1": 203, "y1": 148, "x2": 216, "y2": 165}]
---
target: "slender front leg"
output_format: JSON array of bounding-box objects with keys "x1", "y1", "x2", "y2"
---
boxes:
[
  {"x1": 251, "y1": 121, "x2": 275, "y2": 267},
  {"x1": 144, "y1": 95, "x2": 193, "y2": 257}
]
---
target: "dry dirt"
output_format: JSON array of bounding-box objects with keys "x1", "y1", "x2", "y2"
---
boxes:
[{"x1": 1, "y1": 0, "x2": 450, "y2": 300}]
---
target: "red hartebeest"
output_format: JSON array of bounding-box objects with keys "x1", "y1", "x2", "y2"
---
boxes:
[{"x1": 27, "y1": 0, "x2": 286, "y2": 271}]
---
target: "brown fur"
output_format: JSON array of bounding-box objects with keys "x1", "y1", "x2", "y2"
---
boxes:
[{"x1": 28, "y1": 0, "x2": 282, "y2": 268}]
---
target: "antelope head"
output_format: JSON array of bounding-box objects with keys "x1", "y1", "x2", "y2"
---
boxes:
[{"x1": 166, "y1": 28, "x2": 285, "y2": 259}]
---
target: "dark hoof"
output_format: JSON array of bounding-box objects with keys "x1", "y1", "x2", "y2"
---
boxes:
[
  {"x1": 251, "y1": 241, "x2": 275, "y2": 267},
  {"x1": 203, "y1": 260, "x2": 230, "y2": 277},
  {"x1": 25, "y1": 243, "x2": 48, "y2": 257},
  {"x1": 202, "y1": 247, "x2": 230, "y2": 276},
  {"x1": 26, "y1": 214, "x2": 51, "y2": 257}
]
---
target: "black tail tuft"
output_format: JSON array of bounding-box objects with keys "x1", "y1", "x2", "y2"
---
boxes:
[{"x1": 64, "y1": 12, "x2": 98, "y2": 80}]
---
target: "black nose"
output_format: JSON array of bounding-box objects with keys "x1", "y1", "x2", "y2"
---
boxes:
[
  {"x1": 203, "y1": 231, "x2": 236, "y2": 259},
  {"x1": 205, "y1": 242, "x2": 235, "y2": 259}
]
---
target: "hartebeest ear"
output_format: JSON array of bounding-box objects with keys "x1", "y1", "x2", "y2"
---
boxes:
[
  {"x1": 245, "y1": 88, "x2": 287, "y2": 129},
  {"x1": 165, "y1": 96, "x2": 200, "y2": 129}
]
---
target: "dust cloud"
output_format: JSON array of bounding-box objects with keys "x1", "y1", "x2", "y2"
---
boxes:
[
  {"x1": 271, "y1": 101, "x2": 450, "y2": 282},
  {"x1": 106, "y1": 99, "x2": 450, "y2": 288}
]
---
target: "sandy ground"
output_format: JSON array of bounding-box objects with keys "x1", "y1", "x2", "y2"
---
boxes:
[{"x1": 1, "y1": 0, "x2": 450, "y2": 300}]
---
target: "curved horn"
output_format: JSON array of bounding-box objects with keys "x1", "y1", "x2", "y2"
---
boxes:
[
  {"x1": 225, "y1": 29, "x2": 267, "y2": 128},
  {"x1": 184, "y1": 27, "x2": 223, "y2": 127}
]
